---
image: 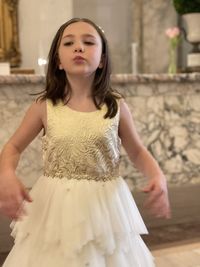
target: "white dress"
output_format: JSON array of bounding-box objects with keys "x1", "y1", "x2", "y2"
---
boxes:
[{"x1": 3, "y1": 99, "x2": 155, "y2": 267}]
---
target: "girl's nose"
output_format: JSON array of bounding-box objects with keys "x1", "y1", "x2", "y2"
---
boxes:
[
  {"x1": 74, "y1": 47, "x2": 83, "y2": 52},
  {"x1": 74, "y1": 43, "x2": 84, "y2": 53}
]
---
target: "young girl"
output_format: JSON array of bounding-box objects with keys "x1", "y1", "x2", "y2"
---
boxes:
[{"x1": 0, "y1": 18, "x2": 170, "y2": 267}]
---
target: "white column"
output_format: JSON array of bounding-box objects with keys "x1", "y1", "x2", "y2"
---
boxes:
[
  {"x1": 131, "y1": 42, "x2": 138, "y2": 74},
  {"x1": 18, "y1": 0, "x2": 73, "y2": 74}
]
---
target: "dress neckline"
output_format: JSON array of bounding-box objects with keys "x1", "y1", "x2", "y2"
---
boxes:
[
  {"x1": 65, "y1": 104, "x2": 105, "y2": 114},
  {"x1": 59, "y1": 100, "x2": 106, "y2": 114}
]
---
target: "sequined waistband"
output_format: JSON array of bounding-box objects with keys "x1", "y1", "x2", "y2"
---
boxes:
[{"x1": 43, "y1": 172, "x2": 119, "y2": 182}]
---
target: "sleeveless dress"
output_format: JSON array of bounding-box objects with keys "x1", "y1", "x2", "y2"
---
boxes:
[{"x1": 3, "y1": 99, "x2": 155, "y2": 267}]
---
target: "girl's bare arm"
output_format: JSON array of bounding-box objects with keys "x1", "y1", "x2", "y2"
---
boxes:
[
  {"x1": 0, "y1": 100, "x2": 46, "y2": 219},
  {"x1": 118, "y1": 99, "x2": 171, "y2": 218}
]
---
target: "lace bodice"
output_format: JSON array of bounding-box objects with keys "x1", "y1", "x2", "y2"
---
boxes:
[{"x1": 42, "y1": 99, "x2": 121, "y2": 181}]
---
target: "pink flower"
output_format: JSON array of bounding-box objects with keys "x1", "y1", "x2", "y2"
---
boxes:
[
  {"x1": 165, "y1": 27, "x2": 180, "y2": 38},
  {"x1": 165, "y1": 27, "x2": 181, "y2": 49},
  {"x1": 165, "y1": 27, "x2": 180, "y2": 39}
]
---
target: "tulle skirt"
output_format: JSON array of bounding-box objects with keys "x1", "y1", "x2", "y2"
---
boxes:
[{"x1": 3, "y1": 175, "x2": 155, "y2": 267}]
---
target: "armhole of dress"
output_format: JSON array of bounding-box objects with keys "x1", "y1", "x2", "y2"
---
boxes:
[
  {"x1": 117, "y1": 98, "x2": 121, "y2": 122},
  {"x1": 116, "y1": 98, "x2": 122, "y2": 144},
  {"x1": 43, "y1": 99, "x2": 50, "y2": 137}
]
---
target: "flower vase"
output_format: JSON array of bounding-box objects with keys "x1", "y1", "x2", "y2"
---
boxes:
[{"x1": 168, "y1": 46, "x2": 177, "y2": 74}]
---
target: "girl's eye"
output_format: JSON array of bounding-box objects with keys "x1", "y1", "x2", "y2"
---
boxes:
[
  {"x1": 64, "y1": 42, "x2": 73, "y2": 46},
  {"x1": 63, "y1": 41, "x2": 94, "y2": 46},
  {"x1": 84, "y1": 41, "x2": 94, "y2": 45}
]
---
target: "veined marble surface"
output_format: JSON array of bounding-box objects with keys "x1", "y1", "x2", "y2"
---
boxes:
[
  {"x1": 0, "y1": 74, "x2": 199, "y2": 190},
  {"x1": 1, "y1": 73, "x2": 200, "y2": 84}
]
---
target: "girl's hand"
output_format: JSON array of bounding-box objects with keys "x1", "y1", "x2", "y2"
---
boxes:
[
  {"x1": 0, "y1": 172, "x2": 32, "y2": 220},
  {"x1": 142, "y1": 176, "x2": 171, "y2": 219}
]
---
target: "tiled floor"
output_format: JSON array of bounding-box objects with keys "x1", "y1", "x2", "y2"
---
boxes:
[
  {"x1": 152, "y1": 240, "x2": 200, "y2": 267},
  {"x1": 143, "y1": 221, "x2": 200, "y2": 249}
]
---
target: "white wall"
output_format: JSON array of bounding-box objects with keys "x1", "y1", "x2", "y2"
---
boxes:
[
  {"x1": 18, "y1": 0, "x2": 73, "y2": 74},
  {"x1": 17, "y1": 0, "x2": 180, "y2": 74},
  {"x1": 73, "y1": 0, "x2": 133, "y2": 74}
]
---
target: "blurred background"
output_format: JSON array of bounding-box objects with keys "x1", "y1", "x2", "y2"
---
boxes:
[{"x1": 0, "y1": 1, "x2": 200, "y2": 266}]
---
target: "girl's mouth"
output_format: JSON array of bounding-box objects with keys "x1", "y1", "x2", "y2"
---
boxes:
[{"x1": 73, "y1": 56, "x2": 85, "y2": 63}]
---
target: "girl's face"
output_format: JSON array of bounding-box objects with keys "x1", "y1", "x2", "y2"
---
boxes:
[{"x1": 58, "y1": 21, "x2": 103, "y2": 77}]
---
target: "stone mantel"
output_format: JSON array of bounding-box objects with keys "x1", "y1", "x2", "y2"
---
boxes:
[
  {"x1": 1, "y1": 73, "x2": 200, "y2": 85},
  {"x1": 112, "y1": 73, "x2": 200, "y2": 84}
]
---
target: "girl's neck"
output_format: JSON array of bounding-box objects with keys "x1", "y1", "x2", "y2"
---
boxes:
[{"x1": 66, "y1": 74, "x2": 94, "y2": 100}]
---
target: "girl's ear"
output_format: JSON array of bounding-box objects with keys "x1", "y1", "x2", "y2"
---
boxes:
[
  {"x1": 59, "y1": 63, "x2": 63, "y2": 70},
  {"x1": 98, "y1": 55, "x2": 104, "y2": 69},
  {"x1": 57, "y1": 55, "x2": 63, "y2": 70}
]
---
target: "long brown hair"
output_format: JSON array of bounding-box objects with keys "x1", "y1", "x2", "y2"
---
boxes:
[{"x1": 39, "y1": 18, "x2": 122, "y2": 118}]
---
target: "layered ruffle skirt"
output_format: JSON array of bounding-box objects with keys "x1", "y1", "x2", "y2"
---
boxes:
[{"x1": 3, "y1": 176, "x2": 155, "y2": 267}]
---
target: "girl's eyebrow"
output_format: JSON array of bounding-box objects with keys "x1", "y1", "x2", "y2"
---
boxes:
[{"x1": 62, "y1": 33, "x2": 96, "y2": 39}]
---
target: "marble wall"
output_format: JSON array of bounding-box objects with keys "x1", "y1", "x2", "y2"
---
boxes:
[
  {"x1": 114, "y1": 74, "x2": 200, "y2": 190},
  {"x1": 0, "y1": 77, "x2": 43, "y2": 188},
  {"x1": 0, "y1": 74, "x2": 199, "y2": 190}
]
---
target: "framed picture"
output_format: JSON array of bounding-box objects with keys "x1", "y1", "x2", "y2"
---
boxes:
[{"x1": 0, "y1": 0, "x2": 21, "y2": 67}]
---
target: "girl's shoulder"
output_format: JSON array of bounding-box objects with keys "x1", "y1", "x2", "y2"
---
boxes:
[
  {"x1": 31, "y1": 98, "x2": 46, "y2": 114},
  {"x1": 27, "y1": 99, "x2": 47, "y2": 128},
  {"x1": 118, "y1": 98, "x2": 132, "y2": 120},
  {"x1": 32, "y1": 97, "x2": 60, "y2": 116}
]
